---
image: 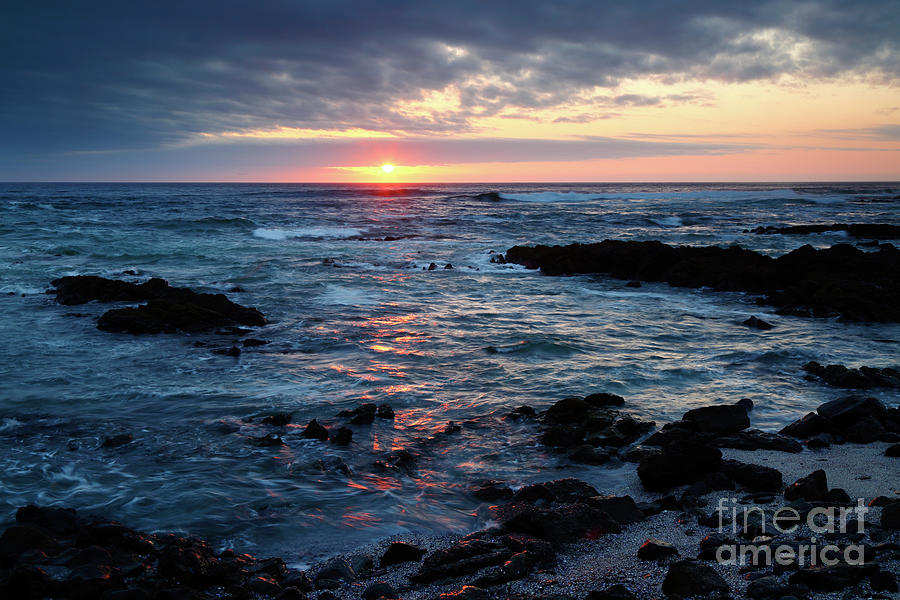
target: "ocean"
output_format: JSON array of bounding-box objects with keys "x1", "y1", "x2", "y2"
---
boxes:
[{"x1": 0, "y1": 182, "x2": 898, "y2": 566}]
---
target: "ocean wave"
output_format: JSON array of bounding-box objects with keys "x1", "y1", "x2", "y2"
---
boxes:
[
  {"x1": 318, "y1": 284, "x2": 381, "y2": 306},
  {"x1": 484, "y1": 339, "x2": 582, "y2": 357},
  {"x1": 253, "y1": 226, "x2": 365, "y2": 240},
  {"x1": 498, "y1": 191, "x2": 604, "y2": 202}
]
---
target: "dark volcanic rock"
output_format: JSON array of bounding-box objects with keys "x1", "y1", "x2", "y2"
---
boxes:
[
  {"x1": 742, "y1": 315, "x2": 773, "y2": 330},
  {"x1": 803, "y1": 361, "x2": 900, "y2": 389},
  {"x1": 886, "y1": 443, "x2": 900, "y2": 457},
  {"x1": 586, "y1": 495, "x2": 644, "y2": 525},
  {"x1": 363, "y1": 581, "x2": 398, "y2": 600},
  {"x1": 637, "y1": 538, "x2": 678, "y2": 560},
  {"x1": 470, "y1": 481, "x2": 514, "y2": 502},
  {"x1": 720, "y1": 460, "x2": 782, "y2": 492},
  {"x1": 585, "y1": 584, "x2": 638, "y2": 600},
  {"x1": 331, "y1": 427, "x2": 352, "y2": 446},
  {"x1": 788, "y1": 564, "x2": 874, "y2": 592},
  {"x1": 817, "y1": 395, "x2": 886, "y2": 422},
  {"x1": 751, "y1": 223, "x2": 900, "y2": 239},
  {"x1": 301, "y1": 419, "x2": 329, "y2": 441},
  {"x1": 501, "y1": 502, "x2": 620, "y2": 544},
  {"x1": 503, "y1": 240, "x2": 900, "y2": 322},
  {"x1": 376, "y1": 404, "x2": 395, "y2": 419},
  {"x1": 262, "y1": 413, "x2": 291, "y2": 426},
  {"x1": 882, "y1": 502, "x2": 900, "y2": 529},
  {"x1": 780, "y1": 411, "x2": 833, "y2": 438},
  {"x1": 51, "y1": 275, "x2": 266, "y2": 334},
  {"x1": 682, "y1": 404, "x2": 750, "y2": 434},
  {"x1": 637, "y1": 441, "x2": 722, "y2": 491},
  {"x1": 584, "y1": 392, "x2": 625, "y2": 407},
  {"x1": 380, "y1": 542, "x2": 425, "y2": 566},
  {"x1": 661, "y1": 559, "x2": 729, "y2": 599},
  {"x1": 713, "y1": 429, "x2": 802, "y2": 453},
  {"x1": 100, "y1": 433, "x2": 134, "y2": 448},
  {"x1": 784, "y1": 469, "x2": 828, "y2": 501}
]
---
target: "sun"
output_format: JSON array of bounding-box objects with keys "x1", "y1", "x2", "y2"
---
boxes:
[{"x1": 381, "y1": 163, "x2": 395, "y2": 173}]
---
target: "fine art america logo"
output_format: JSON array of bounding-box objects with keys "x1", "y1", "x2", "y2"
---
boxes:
[{"x1": 714, "y1": 497, "x2": 869, "y2": 567}]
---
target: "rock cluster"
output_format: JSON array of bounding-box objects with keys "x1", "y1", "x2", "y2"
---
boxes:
[
  {"x1": 780, "y1": 395, "x2": 900, "y2": 446},
  {"x1": 50, "y1": 275, "x2": 266, "y2": 334},
  {"x1": 802, "y1": 361, "x2": 900, "y2": 389},
  {"x1": 0, "y1": 505, "x2": 312, "y2": 599},
  {"x1": 749, "y1": 223, "x2": 900, "y2": 239},
  {"x1": 503, "y1": 240, "x2": 900, "y2": 322}
]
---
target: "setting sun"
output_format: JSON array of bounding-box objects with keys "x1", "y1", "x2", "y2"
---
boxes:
[{"x1": 381, "y1": 163, "x2": 395, "y2": 173}]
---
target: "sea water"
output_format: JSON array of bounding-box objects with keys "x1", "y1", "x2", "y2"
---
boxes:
[{"x1": 0, "y1": 182, "x2": 897, "y2": 562}]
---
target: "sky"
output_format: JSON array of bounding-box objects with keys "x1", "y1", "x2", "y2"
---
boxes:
[{"x1": 2, "y1": 1, "x2": 899, "y2": 182}]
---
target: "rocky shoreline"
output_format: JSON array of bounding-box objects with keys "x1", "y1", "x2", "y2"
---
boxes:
[
  {"x1": 3, "y1": 393, "x2": 899, "y2": 600},
  {"x1": 502, "y1": 240, "x2": 900, "y2": 322}
]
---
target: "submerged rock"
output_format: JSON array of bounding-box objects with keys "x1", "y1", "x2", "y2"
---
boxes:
[
  {"x1": 750, "y1": 223, "x2": 900, "y2": 239},
  {"x1": 301, "y1": 419, "x2": 329, "y2": 441},
  {"x1": 742, "y1": 315, "x2": 774, "y2": 330}
]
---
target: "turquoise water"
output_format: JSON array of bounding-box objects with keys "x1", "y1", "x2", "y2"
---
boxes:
[{"x1": 0, "y1": 182, "x2": 898, "y2": 563}]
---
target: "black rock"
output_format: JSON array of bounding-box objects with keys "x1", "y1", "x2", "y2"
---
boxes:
[
  {"x1": 470, "y1": 481, "x2": 514, "y2": 502},
  {"x1": 427, "y1": 263, "x2": 437, "y2": 270},
  {"x1": 788, "y1": 564, "x2": 873, "y2": 592},
  {"x1": 545, "y1": 397, "x2": 594, "y2": 424},
  {"x1": 637, "y1": 538, "x2": 678, "y2": 560},
  {"x1": 681, "y1": 404, "x2": 750, "y2": 434},
  {"x1": 380, "y1": 542, "x2": 425, "y2": 566},
  {"x1": 248, "y1": 433, "x2": 285, "y2": 447},
  {"x1": 242, "y1": 338, "x2": 269, "y2": 347},
  {"x1": 504, "y1": 240, "x2": 900, "y2": 322},
  {"x1": 713, "y1": 429, "x2": 802, "y2": 453},
  {"x1": 751, "y1": 223, "x2": 900, "y2": 239},
  {"x1": 885, "y1": 443, "x2": 900, "y2": 457},
  {"x1": 316, "y1": 557, "x2": 355, "y2": 583},
  {"x1": 262, "y1": 413, "x2": 291, "y2": 426},
  {"x1": 301, "y1": 419, "x2": 329, "y2": 441},
  {"x1": 584, "y1": 392, "x2": 625, "y2": 407},
  {"x1": 882, "y1": 502, "x2": 900, "y2": 529},
  {"x1": 784, "y1": 469, "x2": 828, "y2": 501},
  {"x1": 736, "y1": 398, "x2": 754, "y2": 412},
  {"x1": 331, "y1": 427, "x2": 352, "y2": 446},
  {"x1": 637, "y1": 441, "x2": 722, "y2": 491},
  {"x1": 376, "y1": 404, "x2": 395, "y2": 419},
  {"x1": 661, "y1": 559, "x2": 729, "y2": 599},
  {"x1": 720, "y1": 459, "x2": 783, "y2": 492},
  {"x1": 870, "y1": 569, "x2": 899, "y2": 592},
  {"x1": 743, "y1": 316, "x2": 774, "y2": 330},
  {"x1": 568, "y1": 444, "x2": 610, "y2": 465},
  {"x1": 506, "y1": 405, "x2": 536, "y2": 419},
  {"x1": 586, "y1": 495, "x2": 645, "y2": 525},
  {"x1": 363, "y1": 582, "x2": 398, "y2": 600},
  {"x1": 214, "y1": 346, "x2": 241, "y2": 357},
  {"x1": 501, "y1": 502, "x2": 620, "y2": 544},
  {"x1": 585, "y1": 584, "x2": 638, "y2": 600},
  {"x1": 100, "y1": 434, "x2": 134, "y2": 448},
  {"x1": 780, "y1": 412, "x2": 832, "y2": 438},
  {"x1": 339, "y1": 403, "x2": 377, "y2": 425},
  {"x1": 845, "y1": 415, "x2": 885, "y2": 443},
  {"x1": 817, "y1": 395, "x2": 886, "y2": 423}
]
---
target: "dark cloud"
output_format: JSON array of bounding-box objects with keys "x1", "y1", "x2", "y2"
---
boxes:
[
  {"x1": 1, "y1": 0, "x2": 898, "y2": 161},
  {"x1": 820, "y1": 124, "x2": 900, "y2": 141}
]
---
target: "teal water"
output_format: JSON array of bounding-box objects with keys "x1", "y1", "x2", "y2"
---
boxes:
[{"x1": 0, "y1": 182, "x2": 898, "y2": 563}]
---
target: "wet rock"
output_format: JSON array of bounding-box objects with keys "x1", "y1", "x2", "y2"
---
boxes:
[
  {"x1": 586, "y1": 495, "x2": 644, "y2": 525},
  {"x1": 214, "y1": 345, "x2": 241, "y2": 357},
  {"x1": 444, "y1": 263, "x2": 453, "y2": 270},
  {"x1": 339, "y1": 403, "x2": 377, "y2": 425},
  {"x1": 743, "y1": 316, "x2": 774, "y2": 330},
  {"x1": 248, "y1": 433, "x2": 285, "y2": 447},
  {"x1": 882, "y1": 502, "x2": 900, "y2": 529},
  {"x1": 713, "y1": 429, "x2": 802, "y2": 453},
  {"x1": 316, "y1": 557, "x2": 355, "y2": 584},
  {"x1": 500, "y1": 502, "x2": 620, "y2": 544},
  {"x1": 312, "y1": 457, "x2": 352, "y2": 476},
  {"x1": 885, "y1": 443, "x2": 900, "y2": 457},
  {"x1": 513, "y1": 478, "x2": 599, "y2": 504},
  {"x1": 845, "y1": 415, "x2": 885, "y2": 443},
  {"x1": 380, "y1": 542, "x2": 425, "y2": 566},
  {"x1": 545, "y1": 397, "x2": 593, "y2": 424},
  {"x1": 101, "y1": 433, "x2": 134, "y2": 448},
  {"x1": 637, "y1": 441, "x2": 722, "y2": 491},
  {"x1": 585, "y1": 584, "x2": 638, "y2": 600},
  {"x1": 301, "y1": 419, "x2": 329, "y2": 441},
  {"x1": 376, "y1": 404, "x2": 395, "y2": 419},
  {"x1": 780, "y1": 412, "x2": 832, "y2": 438},
  {"x1": 661, "y1": 559, "x2": 729, "y2": 599},
  {"x1": 637, "y1": 538, "x2": 678, "y2": 560},
  {"x1": 242, "y1": 338, "x2": 269, "y2": 347},
  {"x1": 331, "y1": 427, "x2": 352, "y2": 446},
  {"x1": 584, "y1": 392, "x2": 625, "y2": 407},
  {"x1": 788, "y1": 564, "x2": 874, "y2": 592},
  {"x1": 720, "y1": 460, "x2": 783, "y2": 492},
  {"x1": 504, "y1": 240, "x2": 900, "y2": 322},
  {"x1": 784, "y1": 469, "x2": 828, "y2": 501},
  {"x1": 363, "y1": 581, "x2": 398, "y2": 600},
  {"x1": 568, "y1": 444, "x2": 610, "y2": 465},
  {"x1": 817, "y1": 395, "x2": 886, "y2": 423},
  {"x1": 51, "y1": 275, "x2": 170, "y2": 305},
  {"x1": 751, "y1": 223, "x2": 900, "y2": 238},
  {"x1": 736, "y1": 397, "x2": 754, "y2": 412},
  {"x1": 803, "y1": 361, "x2": 900, "y2": 389},
  {"x1": 444, "y1": 421, "x2": 462, "y2": 434},
  {"x1": 411, "y1": 539, "x2": 512, "y2": 584},
  {"x1": 437, "y1": 585, "x2": 491, "y2": 600},
  {"x1": 681, "y1": 403, "x2": 750, "y2": 434},
  {"x1": 471, "y1": 481, "x2": 514, "y2": 502},
  {"x1": 262, "y1": 413, "x2": 291, "y2": 426},
  {"x1": 506, "y1": 405, "x2": 536, "y2": 420},
  {"x1": 427, "y1": 263, "x2": 437, "y2": 271},
  {"x1": 697, "y1": 533, "x2": 738, "y2": 560}
]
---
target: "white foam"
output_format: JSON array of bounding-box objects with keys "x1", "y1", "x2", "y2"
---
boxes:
[
  {"x1": 650, "y1": 216, "x2": 684, "y2": 227},
  {"x1": 318, "y1": 284, "x2": 380, "y2": 306},
  {"x1": 253, "y1": 227, "x2": 364, "y2": 240}
]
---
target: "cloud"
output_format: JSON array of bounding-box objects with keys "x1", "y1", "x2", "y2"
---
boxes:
[
  {"x1": 1, "y1": 0, "x2": 898, "y2": 158},
  {"x1": 819, "y1": 124, "x2": 900, "y2": 141}
]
